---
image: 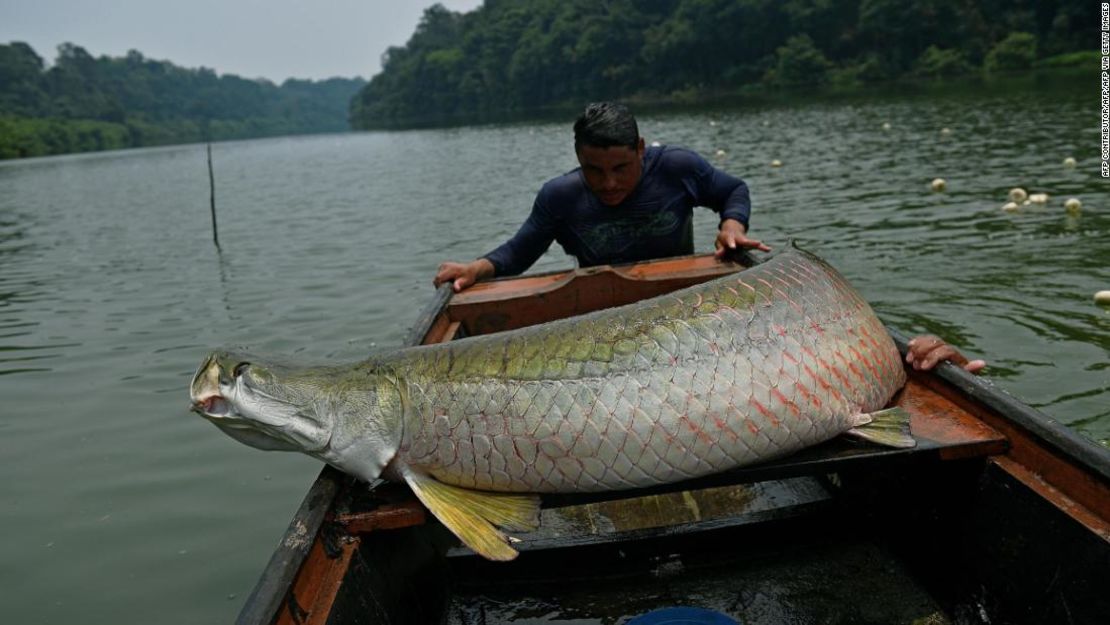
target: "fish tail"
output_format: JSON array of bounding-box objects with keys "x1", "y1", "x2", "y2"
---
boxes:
[
  {"x1": 401, "y1": 467, "x2": 540, "y2": 561},
  {"x1": 844, "y1": 407, "x2": 915, "y2": 448}
]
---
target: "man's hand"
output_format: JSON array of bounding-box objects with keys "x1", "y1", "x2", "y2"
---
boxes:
[
  {"x1": 906, "y1": 335, "x2": 986, "y2": 374},
  {"x1": 715, "y1": 219, "x2": 772, "y2": 258},
  {"x1": 433, "y1": 258, "x2": 495, "y2": 293}
]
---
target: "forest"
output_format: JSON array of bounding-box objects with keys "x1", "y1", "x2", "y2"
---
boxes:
[
  {"x1": 0, "y1": 1, "x2": 1095, "y2": 158},
  {"x1": 0, "y1": 42, "x2": 364, "y2": 159},
  {"x1": 350, "y1": 0, "x2": 1095, "y2": 129}
]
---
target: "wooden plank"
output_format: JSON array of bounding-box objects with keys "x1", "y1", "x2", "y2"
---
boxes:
[
  {"x1": 450, "y1": 254, "x2": 744, "y2": 305},
  {"x1": 449, "y1": 257, "x2": 748, "y2": 335},
  {"x1": 335, "y1": 500, "x2": 426, "y2": 534},
  {"x1": 982, "y1": 409, "x2": 1110, "y2": 523},
  {"x1": 451, "y1": 254, "x2": 745, "y2": 306},
  {"x1": 990, "y1": 456, "x2": 1110, "y2": 542},
  {"x1": 273, "y1": 533, "x2": 359, "y2": 625},
  {"x1": 451, "y1": 268, "x2": 576, "y2": 304},
  {"x1": 480, "y1": 477, "x2": 833, "y2": 554},
  {"x1": 440, "y1": 320, "x2": 462, "y2": 343},
  {"x1": 403, "y1": 284, "x2": 454, "y2": 346},
  {"x1": 896, "y1": 374, "x2": 1009, "y2": 460},
  {"x1": 235, "y1": 467, "x2": 345, "y2": 625}
]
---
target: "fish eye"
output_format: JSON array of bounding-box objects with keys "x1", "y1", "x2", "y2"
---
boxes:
[{"x1": 233, "y1": 362, "x2": 250, "y2": 378}]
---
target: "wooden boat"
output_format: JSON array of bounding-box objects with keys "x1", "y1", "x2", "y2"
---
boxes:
[{"x1": 234, "y1": 252, "x2": 1110, "y2": 625}]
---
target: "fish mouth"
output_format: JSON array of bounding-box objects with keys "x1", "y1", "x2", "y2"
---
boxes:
[
  {"x1": 192, "y1": 394, "x2": 231, "y2": 418},
  {"x1": 190, "y1": 352, "x2": 236, "y2": 419}
]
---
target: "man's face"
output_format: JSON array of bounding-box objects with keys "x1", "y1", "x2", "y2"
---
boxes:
[{"x1": 576, "y1": 138, "x2": 645, "y2": 206}]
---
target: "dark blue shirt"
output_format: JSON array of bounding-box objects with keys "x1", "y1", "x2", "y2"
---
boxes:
[{"x1": 483, "y1": 145, "x2": 751, "y2": 276}]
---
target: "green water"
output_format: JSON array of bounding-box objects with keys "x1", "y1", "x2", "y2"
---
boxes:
[{"x1": 1, "y1": 75, "x2": 1105, "y2": 623}]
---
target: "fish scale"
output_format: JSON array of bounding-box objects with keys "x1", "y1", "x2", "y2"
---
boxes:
[{"x1": 398, "y1": 246, "x2": 905, "y2": 493}]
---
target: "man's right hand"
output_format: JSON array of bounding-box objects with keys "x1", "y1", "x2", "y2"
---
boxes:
[
  {"x1": 433, "y1": 258, "x2": 495, "y2": 293},
  {"x1": 906, "y1": 335, "x2": 986, "y2": 374},
  {"x1": 714, "y1": 219, "x2": 772, "y2": 258}
]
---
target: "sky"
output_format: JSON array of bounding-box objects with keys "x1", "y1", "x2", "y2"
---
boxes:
[{"x1": 0, "y1": 0, "x2": 484, "y2": 82}]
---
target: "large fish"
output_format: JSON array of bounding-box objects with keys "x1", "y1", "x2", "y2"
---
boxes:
[{"x1": 190, "y1": 245, "x2": 912, "y2": 560}]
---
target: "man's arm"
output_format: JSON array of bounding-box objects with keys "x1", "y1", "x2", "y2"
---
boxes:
[
  {"x1": 432, "y1": 194, "x2": 558, "y2": 292},
  {"x1": 671, "y1": 149, "x2": 770, "y2": 255},
  {"x1": 482, "y1": 192, "x2": 559, "y2": 277}
]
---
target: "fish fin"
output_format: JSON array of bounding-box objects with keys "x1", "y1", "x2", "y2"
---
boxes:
[
  {"x1": 401, "y1": 469, "x2": 540, "y2": 561},
  {"x1": 844, "y1": 407, "x2": 916, "y2": 448}
]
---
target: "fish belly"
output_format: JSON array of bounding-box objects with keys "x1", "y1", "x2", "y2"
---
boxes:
[{"x1": 398, "y1": 247, "x2": 905, "y2": 493}]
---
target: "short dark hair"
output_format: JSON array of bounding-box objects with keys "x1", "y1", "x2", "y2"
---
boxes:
[{"x1": 574, "y1": 102, "x2": 639, "y2": 150}]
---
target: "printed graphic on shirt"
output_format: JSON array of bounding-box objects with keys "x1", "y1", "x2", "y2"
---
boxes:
[{"x1": 573, "y1": 205, "x2": 682, "y2": 260}]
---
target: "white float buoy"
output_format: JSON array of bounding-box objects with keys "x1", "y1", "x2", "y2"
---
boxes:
[
  {"x1": 715, "y1": 149, "x2": 727, "y2": 157},
  {"x1": 1008, "y1": 187, "x2": 1028, "y2": 203},
  {"x1": 709, "y1": 120, "x2": 717, "y2": 127},
  {"x1": 1001, "y1": 202, "x2": 1019, "y2": 212},
  {"x1": 770, "y1": 159, "x2": 783, "y2": 167},
  {"x1": 1063, "y1": 157, "x2": 1076, "y2": 167},
  {"x1": 1095, "y1": 291, "x2": 1110, "y2": 306},
  {"x1": 1029, "y1": 193, "x2": 1049, "y2": 204},
  {"x1": 882, "y1": 122, "x2": 891, "y2": 131},
  {"x1": 931, "y1": 178, "x2": 946, "y2": 192},
  {"x1": 1065, "y1": 198, "x2": 1082, "y2": 214},
  {"x1": 940, "y1": 127, "x2": 951, "y2": 135},
  {"x1": 650, "y1": 140, "x2": 661, "y2": 147}
]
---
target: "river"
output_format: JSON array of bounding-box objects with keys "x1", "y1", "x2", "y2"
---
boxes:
[{"x1": 0, "y1": 74, "x2": 1105, "y2": 623}]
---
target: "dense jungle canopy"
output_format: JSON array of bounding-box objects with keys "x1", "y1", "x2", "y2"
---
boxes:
[
  {"x1": 350, "y1": 0, "x2": 1095, "y2": 129},
  {"x1": 0, "y1": 42, "x2": 364, "y2": 159},
  {"x1": 0, "y1": 0, "x2": 1094, "y2": 158}
]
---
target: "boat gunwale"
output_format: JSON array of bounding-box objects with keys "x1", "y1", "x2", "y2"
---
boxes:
[
  {"x1": 888, "y1": 328, "x2": 1110, "y2": 485},
  {"x1": 237, "y1": 277, "x2": 456, "y2": 625}
]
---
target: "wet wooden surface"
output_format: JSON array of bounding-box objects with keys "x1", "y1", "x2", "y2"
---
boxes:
[
  {"x1": 894, "y1": 373, "x2": 1008, "y2": 459},
  {"x1": 462, "y1": 477, "x2": 833, "y2": 554},
  {"x1": 451, "y1": 255, "x2": 747, "y2": 305},
  {"x1": 439, "y1": 256, "x2": 748, "y2": 337}
]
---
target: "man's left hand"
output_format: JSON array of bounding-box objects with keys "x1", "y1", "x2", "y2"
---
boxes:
[
  {"x1": 715, "y1": 219, "x2": 772, "y2": 258},
  {"x1": 906, "y1": 335, "x2": 986, "y2": 374}
]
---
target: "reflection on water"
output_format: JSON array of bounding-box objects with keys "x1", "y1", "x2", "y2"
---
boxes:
[
  {"x1": 0, "y1": 78, "x2": 1106, "y2": 623},
  {"x1": 0, "y1": 208, "x2": 51, "y2": 375}
]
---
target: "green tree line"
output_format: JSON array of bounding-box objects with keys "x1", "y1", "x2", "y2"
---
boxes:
[
  {"x1": 351, "y1": 0, "x2": 1095, "y2": 129},
  {"x1": 0, "y1": 42, "x2": 365, "y2": 159}
]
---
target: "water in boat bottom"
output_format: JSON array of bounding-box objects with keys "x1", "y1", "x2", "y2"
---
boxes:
[{"x1": 447, "y1": 540, "x2": 948, "y2": 625}]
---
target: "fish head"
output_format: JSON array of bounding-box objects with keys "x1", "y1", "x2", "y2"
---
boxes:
[
  {"x1": 190, "y1": 351, "x2": 326, "y2": 452},
  {"x1": 189, "y1": 350, "x2": 404, "y2": 482}
]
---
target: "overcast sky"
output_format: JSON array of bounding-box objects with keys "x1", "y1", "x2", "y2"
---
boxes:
[{"x1": 0, "y1": 0, "x2": 484, "y2": 82}]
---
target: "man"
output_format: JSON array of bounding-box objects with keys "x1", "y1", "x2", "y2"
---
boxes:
[
  {"x1": 433, "y1": 102, "x2": 984, "y2": 373},
  {"x1": 434, "y1": 101, "x2": 767, "y2": 292}
]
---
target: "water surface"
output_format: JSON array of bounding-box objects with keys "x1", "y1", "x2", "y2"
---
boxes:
[{"x1": 1, "y1": 76, "x2": 1105, "y2": 623}]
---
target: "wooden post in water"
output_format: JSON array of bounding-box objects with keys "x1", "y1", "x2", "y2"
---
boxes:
[{"x1": 207, "y1": 142, "x2": 220, "y2": 248}]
